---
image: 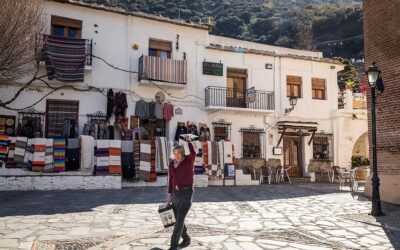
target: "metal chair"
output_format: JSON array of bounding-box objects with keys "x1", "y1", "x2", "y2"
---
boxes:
[
  {"x1": 332, "y1": 166, "x2": 354, "y2": 191},
  {"x1": 319, "y1": 163, "x2": 334, "y2": 182},
  {"x1": 276, "y1": 165, "x2": 292, "y2": 184}
]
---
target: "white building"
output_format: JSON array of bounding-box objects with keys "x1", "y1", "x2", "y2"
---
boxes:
[{"x1": 0, "y1": 0, "x2": 368, "y2": 189}]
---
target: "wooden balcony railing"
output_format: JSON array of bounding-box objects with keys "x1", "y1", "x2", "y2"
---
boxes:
[{"x1": 138, "y1": 55, "x2": 187, "y2": 84}]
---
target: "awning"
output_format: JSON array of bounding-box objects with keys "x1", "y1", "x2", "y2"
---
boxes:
[{"x1": 276, "y1": 121, "x2": 318, "y2": 146}]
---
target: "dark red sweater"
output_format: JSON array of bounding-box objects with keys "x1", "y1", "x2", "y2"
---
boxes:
[{"x1": 168, "y1": 142, "x2": 195, "y2": 194}]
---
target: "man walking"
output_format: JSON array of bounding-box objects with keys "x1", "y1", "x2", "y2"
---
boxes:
[{"x1": 167, "y1": 136, "x2": 195, "y2": 250}]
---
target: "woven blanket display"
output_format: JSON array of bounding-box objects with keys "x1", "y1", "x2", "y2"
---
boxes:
[
  {"x1": 43, "y1": 35, "x2": 86, "y2": 82},
  {"x1": 139, "y1": 140, "x2": 151, "y2": 181},
  {"x1": 53, "y1": 138, "x2": 65, "y2": 172},
  {"x1": 121, "y1": 140, "x2": 134, "y2": 180},
  {"x1": 6, "y1": 137, "x2": 16, "y2": 167},
  {"x1": 44, "y1": 139, "x2": 54, "y2": 172},
  {"x1": 80, "y1": 135, "x2": 94, "y2": 173},
  {"x1": 133, "y1": 141, "x2": 140, "y2": 178},
  {"x1": 208, "y1": 141, "x2": 218, "y2": 176},
  {"x1": 32, "y1": 138, "x2": 47, "y2": 172},
  {"x1": 150, "y1": 141, "x2": 157, "y2": 182},
  {"x1": 96, "y1": 140, "x2": 109, "y2": 176},
  {"x1": 0, "y1": 134, "x2": 9, "y2": 167},
  {"x1": 24, "y1": 139, "x2": 34, "y2": 170},
  {"x1": 109, "y1": 140, "x2": 121, "y2": 175},
  {"x1": 155, "y1": 137, "x2": 168, "y2": 173},
  {"x1": 14, "y1": 137, "x2": 27, "y2": 164},
  {"x1": 217, "y1": 141, "x2": 224, "y2": 178},
  {"x1": 66, "y1": 139, "x2": 80, "y2": 171},
  {"x1": 193, "y1": 141, "x2": 204, "y2": 175}
]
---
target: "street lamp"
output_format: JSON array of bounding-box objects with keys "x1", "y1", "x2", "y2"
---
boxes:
[
  {"x1": 285, "y1": 96, "x2": 298, "y2": 114},
  {"x1": 366, "y1": 62, "x2": 384, "y2": 216}
]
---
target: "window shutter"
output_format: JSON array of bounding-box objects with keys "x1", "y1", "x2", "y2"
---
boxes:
[
  {"x1": 312, "y1": 78, "x2": 326, "y2": 90},
  {"x1": 287, "y1": 76, "x2": 302, "y2": 85},
  {"x1": 51, "y1": 15, "x2": 82, "y2": 29}
]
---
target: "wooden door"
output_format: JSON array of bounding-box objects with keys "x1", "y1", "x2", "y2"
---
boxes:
[
  {"x1": 226, "y1": 77, "x2": 246, "y2": 108},
  {"x1": 283, "y1": 136, "x2": 303, "y2": 177}
]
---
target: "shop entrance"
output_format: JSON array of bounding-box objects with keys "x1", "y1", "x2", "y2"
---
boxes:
[{"x1": 283, "y1": 136, "x2": 303, "y2": 177}]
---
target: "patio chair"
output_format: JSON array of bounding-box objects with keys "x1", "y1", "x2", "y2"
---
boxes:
[
  {"x1": 319, "y1": 162, "x2": 334, "y2": 182},
  {"x1": 263, "y1": 159, "x2": 282, "y2": 184},
  {"x1": 276, "y1": 165, "x2": 292, "y2": 184},
  {"x1": 332, "y1": 166, "x2": 354, "y2": 191}
]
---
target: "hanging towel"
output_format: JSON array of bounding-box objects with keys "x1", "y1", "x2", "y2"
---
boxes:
[
  {"x1": 43, "y1": 35, "x2": 86, "y2": 82},
  {"x1": 80, "y1": 135, "x2": 95, "y2": 173},
  {"x1": 44, "y1": 138, "x2": 54, "y2": 172}
]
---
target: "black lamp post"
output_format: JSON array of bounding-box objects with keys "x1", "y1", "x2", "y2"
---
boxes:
[
  {"x1": 285, "y1": 96, "x2": 298, "y2": 114},
  {"x1": 366, "y1": 62, "x2": 384, "y2": 216}
]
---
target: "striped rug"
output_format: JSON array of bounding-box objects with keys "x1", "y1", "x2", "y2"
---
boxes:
[
  {"x1": 139, "y1": 140, "x2": 151, "y2": 181},
  {"x1": 32, "y1": 138, "x2": 46, "y2": 172},
  {"x1": 14, "y1": 137, "x2": 27, "y2": 164},
  {"x1": 6, "y1": 137, "x2": 16, "y2": 167},
  {"x1": 43, "y1": 35, "x2": 86, "y2": 83},
  {"x1": 44, "y1": 139, "x2": 54, "y2": 172},
  {"x1": 133, "y1": 141, "x2": 140, "y2": 179},
  {"x1": 96, "y1": 140, "x2": 109, "y2": 176},
  {"x1": 149, "y1": 141, "x2": 157, "y2": 182},
  {"x1": 109, "y1": 140, "x2": 121, "y2": 175},
  {"x1": 53, "y1": 138, "x2": 65, "y2": 172},
  {"x1": 155, "y1": 137, "x2": 168, "y2": 173},
  {"x1": 0, "y1": 134, "x2": 9, "y2": 167}
]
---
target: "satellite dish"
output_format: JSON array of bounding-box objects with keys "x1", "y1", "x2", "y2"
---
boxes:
[{"x1": 155, "y1": 91, "x2": 165, "y2": 102}]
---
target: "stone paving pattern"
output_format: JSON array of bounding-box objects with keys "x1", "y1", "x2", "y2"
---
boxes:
[{"x1": 0, "y1": 183, "x2": 399, "y2": 249}]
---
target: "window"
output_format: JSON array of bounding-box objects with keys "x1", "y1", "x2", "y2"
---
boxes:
[
  {"x1": 51, "y1": 16, "x2": 82, "y2": 38},
  {"x1": 240, "y1": 127, "x2": 265, "y2": 159},
  {"x1": 286, "y1": 76, "x2": 302, "y2": 98},
  {"x1": 312, "y1": 78, "x2": 326, "y2": 100},
  {"x1": 46, "y1": 100, "x2": 79, "y2": 138},
  {"x1": 313, "y1": 133, "x2": 333, "y2": 161},
  {"x1": 149, "y1": 39, "x2": 172, "y2": 59},
  {"x1": 212, "y1": 121, "x2": 231, "y2": 141}
]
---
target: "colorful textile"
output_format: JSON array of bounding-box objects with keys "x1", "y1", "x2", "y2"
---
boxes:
[
  {"x1": 33, "y1": 143, "x2": 46, "y2": 168},
  {"x1": 44, "y1": 139, "x2": 54, "y2": 172},
  {"x1": 80, "y1": 135, "x2": 94, "y2": 173},
  {"x1": 96, "y1": 140, "x2": 109, "y2": 175},
  {"x1": 24, "y1": 139, "x2": 34, "y2": 170},
  {"x1": 133, "y1": 141, "x2": 140, "y2": 178},
  {"x1": 14, "y1": 137, "x2": 27, "y2": 163},
  {"x1": 109, "y1": 140, "x2": 121, "y2": 175},
  {"x1": 53, "y1": 138, "x2": 65, "y2": 172},
  {"x1": 6, "y1": 137, "x2": 16, "y2": 167},
  {"x1": 193, "y1": 141, "x2": 204, "y2": 175},
  {"x1": 207, "y1": 141, "x2": 218, "y2": 176},
  {"x1": 155, "y1": 137, "x2": 168, "y2": 173},
  {"x1": 0, "y1": 134, "x2": 9, "y2": 166},
  {"x1": 149, "y1": 141, "x2": 157, "y2": 182},
  {"x1": 139, "y1": 140, "x2": 151, "y2": 181},
  {"x1": 43, "y1": 35, "x2": 86, "y2": 83}
]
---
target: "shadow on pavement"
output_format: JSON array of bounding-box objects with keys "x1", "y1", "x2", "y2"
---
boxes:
[{"x1": 0, "y1": 182, "x2": 366, "y2": 217}]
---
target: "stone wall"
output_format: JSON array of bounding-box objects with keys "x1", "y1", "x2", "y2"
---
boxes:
[{"x1": 363, "y1": 0, "x2": 400, "y2": 204}]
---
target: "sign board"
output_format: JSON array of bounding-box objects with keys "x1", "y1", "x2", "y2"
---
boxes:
[
  {"x1": 175, "y1": 108, "x2": 183, "y2": 115},
  {"x1": 273, "y1": 146, "x2": 283, "y2": 155},
  {"x1": 246, "y1": 87, "x2": 256, "y2": 103},
  {"x1": 203, "y1": 62, "x2": 223, "y2": 76},
  {"x1": 224, "y1": 164, "x2": 236, "y2": 178}
]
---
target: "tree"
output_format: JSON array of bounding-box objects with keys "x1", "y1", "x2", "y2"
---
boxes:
[{"x1": 0, "y1": 0, "x2": 44, "y2": 85}]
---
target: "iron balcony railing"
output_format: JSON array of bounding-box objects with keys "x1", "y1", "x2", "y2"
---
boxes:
[
  {"x1": 36, "y1": 34, "x2": 93, "y2": 66},
  {"x1": 205, "y1": 86, "x2": 275, "y2": 110},
  {"x1": 138, "y1": 55, "x2": 187, "y2": 84}
]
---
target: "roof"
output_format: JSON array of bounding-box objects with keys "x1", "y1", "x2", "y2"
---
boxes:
[
  {"x1": 47, "y1": 0, "x2": 212, "y2": 31},
  {"x1": 206, "y1": 44, "x2": 343, "y2": 66}
]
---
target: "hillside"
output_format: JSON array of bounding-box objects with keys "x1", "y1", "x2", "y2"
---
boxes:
[{"x1": 87, "y1": 0, "x2": 364, "y2": 59}]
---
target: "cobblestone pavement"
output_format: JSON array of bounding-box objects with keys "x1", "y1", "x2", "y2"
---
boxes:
[{"x1": 0, "y1": 183, "x2": 399, "y2": 250}]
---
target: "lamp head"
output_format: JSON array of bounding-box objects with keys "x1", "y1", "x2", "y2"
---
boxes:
[
  {"x1": 366, "y1": 62, "x2": 380, "y2": 88},
  {"x1": 289, "y1": 96, "x2": 298, "y2": 107}
]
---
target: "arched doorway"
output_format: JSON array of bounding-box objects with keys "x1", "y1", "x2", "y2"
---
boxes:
[{"x1": 352, "y1": 132, "x2": 369, "y2": 166}]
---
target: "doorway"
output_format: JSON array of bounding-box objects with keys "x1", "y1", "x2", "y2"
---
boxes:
[
  {"x1": 283, "y1": 136, "x2": 303, "y2": 177},
  {"x1": 226, "y1": 68, "x2": 247, "y2": 108}
]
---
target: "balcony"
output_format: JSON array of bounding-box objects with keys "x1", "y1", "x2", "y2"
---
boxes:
[
  {"x1": 205, "y1": 86, "x2": 275, "y2": 112},
  {"x1": 138, "y1": 55, "x2": 187, "y2": 88},
  {"x1": 36, "y1": 34, "x2": 93, "y2": 66}
]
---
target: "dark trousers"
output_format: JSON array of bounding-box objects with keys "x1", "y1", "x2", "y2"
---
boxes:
[{"x1": 170, "y1": 188, "x2": 193, "y2": 247}]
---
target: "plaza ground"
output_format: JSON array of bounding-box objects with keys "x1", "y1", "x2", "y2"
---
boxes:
[{"x1": 0, "y1": 182, "x2": 399, "y2": 249}]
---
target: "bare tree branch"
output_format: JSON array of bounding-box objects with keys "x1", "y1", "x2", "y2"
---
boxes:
[{"x1": 0, "y1": 0, "x2": 45, "y2": 84}]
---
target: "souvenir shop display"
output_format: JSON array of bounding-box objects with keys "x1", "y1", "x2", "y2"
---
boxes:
[
  {"x1": 121, "y1": 140, "x2": 135, "y2": 180},
  {"x1": 0, "y1": 134, "x2": 9, "y2": 167},
  {"x1": 114, "y1": 91, "x2": 128, "y2": 118},
  {"x1": 80, "y1": 135, "x2": 95, "y2": 173},
  {"x1": 139, "y1": 140, "x2": 151, "y2": 181},
  {"x1": 96, "y1": 140, "x2": 110, "y2": 175},
  {"x1": 163, "y1": 102, "x2": 174, "y2": 121},
  {"x1": 109, "y1": 140, "x2": 122, "y2": 175},
  {"x1": 0, "y1": 115, "x2": 16, "y2": 136}
]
